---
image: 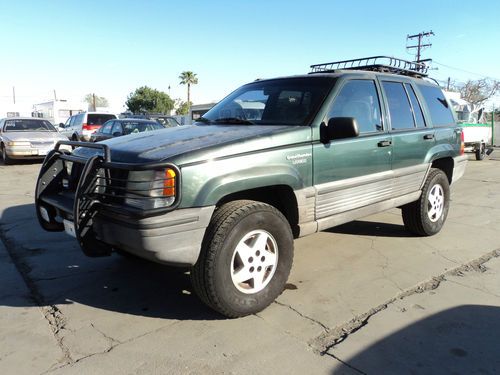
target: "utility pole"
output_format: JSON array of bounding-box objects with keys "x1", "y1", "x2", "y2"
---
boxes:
[
  {"x1": 447, "y1": 77, "x2": 451, "y2": 91},
  {"x1": 92, "y1": 93, "x2": 96, "y2": 111},
  {"x1": 12, "y1": 86, "x2": 16, "y2": 104},
  {"x1": 406, "y1": 30, "x2": 434, "y2": 71},
  {"x1": 53, "y1": 89, "x2": 57, "y2": 101}
]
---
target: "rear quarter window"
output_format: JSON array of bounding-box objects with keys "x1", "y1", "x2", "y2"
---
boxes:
[{"x1": 417, "y1": 85, "x2": 455, "y2": 127}]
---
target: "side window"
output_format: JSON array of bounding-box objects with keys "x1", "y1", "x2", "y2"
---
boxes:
[
  {"x1": 382, "y1": 81, "x2": 415, "y2": 130},
  {"x1": 417, "y1": 85, "x2": 455, "y2": 127},
  {"x1": 111, "y1": 122, "x2": 123, "y2": 134},
  {"x1": 75, "y1": 114, "x2": 84, "y2": 125},
  {"x1": 328, "y1": 80, "x2": 382, "y2": 133},
  {"x1": 65, "y1": 117, "x2": 73, "y2": 127},
  {"x1": 101, "y1": 121, "x2": 114, "y2": 134},
  {"x1": 405, "y1": 83, "x2": 426, "y2": 128}
]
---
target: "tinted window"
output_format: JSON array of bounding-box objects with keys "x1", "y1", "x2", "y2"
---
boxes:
[
  {"x1": 382, "y1": 81, "x2": 415, "y2": 130},
  {"x1": 405, "y1": 83, "x2": 426, "y2": 128},
  {"x1": 3, "y1": 119, "x2": 56, "y2": 132},
  {"x1": 418, "y1": 85, "x2": 455, "y2": 127},
  {"x1": 328, "y1": 80, "x2": 382, "y2": 133},
  {"x1": 87, "y1": 114, "x2": 116, "y2": 125},
  {"x1": 111, "y1": 122, "x2": 123, "y2": 134},
  {"x1": 101, "y1": 122, "x2": 114, "y2": 134},
  {"x1": 199, "y1": 77, "x2": 335, "y2": 126}
]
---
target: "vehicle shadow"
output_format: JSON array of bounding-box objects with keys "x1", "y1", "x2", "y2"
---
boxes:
[
  {"x1": 326, "y1": 220, "x2": 415, "y2": 238},
  {"x1": 0, "y1": 203, "x2": 221, "y2": 321},
  {"x1": 331, "y1": 305, "x2": 500, "y2": 374}
]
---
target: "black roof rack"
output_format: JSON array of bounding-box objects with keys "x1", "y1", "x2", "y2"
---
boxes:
[{"x1": 310, "y1": 56, "x2": 429, "y2": 78}]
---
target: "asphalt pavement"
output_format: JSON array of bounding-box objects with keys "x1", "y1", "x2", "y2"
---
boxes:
[{"x1": 1, "y1": 151, "x2": 499, "y2": 374}]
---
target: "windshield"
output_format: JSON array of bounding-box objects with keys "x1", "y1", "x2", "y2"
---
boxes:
[
  {"x1": 196, "y1": 77, "x2": 335, "y2": 126},
  {"x1": 122, "y1": 121, "x2": 164, "y2": 135},
  {"x1": 3, "y1": 119, "x2": 56, "y2": 132}
]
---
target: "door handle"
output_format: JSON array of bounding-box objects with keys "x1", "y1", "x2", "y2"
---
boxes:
[
  {"x1": 423, "y1": 134, "x2": 435, "y2": 140},
  {"x1": 377, "y1": 140, "x2": 392, "y2": 147}
]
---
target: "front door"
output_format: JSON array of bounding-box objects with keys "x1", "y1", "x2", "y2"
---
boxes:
[{"x1": 313, "y1": 78, "x2": 392, "y2": 221}]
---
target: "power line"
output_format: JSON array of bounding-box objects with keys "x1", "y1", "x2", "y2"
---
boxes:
[{"x1": 432, "y1": 60, "x2": 500, "y2": 81}]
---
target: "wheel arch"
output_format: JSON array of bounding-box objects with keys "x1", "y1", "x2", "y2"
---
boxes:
[
  {"x1": 431, "y1": 157, "x2": 454, "y2": 184},
  {"x1": 216, "y1": 185, "x2": 300, "y2": 238}
]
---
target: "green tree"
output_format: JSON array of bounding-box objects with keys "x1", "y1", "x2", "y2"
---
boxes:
[
  {"x1": 175, "y1": 100, "x2": 192, "y2": 115},
  {"x1": 84, "y1": 93, "x2": 108, "y2": 109},
  {"x1": 179, "y1": 71, "x2": 198, "y2": 108},
  {"x1": 125, "y1": 86, "x2": 174, "y2": 114}
]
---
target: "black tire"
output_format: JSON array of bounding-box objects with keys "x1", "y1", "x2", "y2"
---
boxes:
[
  {"x1": 191, "y1": 200, "x2": 294, "y2": 318},
  {"x1": 1, "y1": 144, "x2": 13, "y2": 165},
  {"x1": 71, "y1": 134, "x2": 78, "y2": 141},
  {"x1": 475, "y1": 143, "x2": 486, "y2": 161},
  {"x1": 402, "y1": 168, "x2": 450, "y2": 236}
]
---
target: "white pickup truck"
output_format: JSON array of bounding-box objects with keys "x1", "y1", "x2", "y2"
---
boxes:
[
  {"x1": 461, "y1": 123, "x2": 493, "y2": 160},
  {"x1": 445, "y1": 91, "x2": 494, "y2": 161}
]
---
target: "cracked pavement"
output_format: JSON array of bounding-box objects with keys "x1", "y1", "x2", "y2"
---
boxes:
[{"x1": 1, "y1": 152, "x2": 500, "y2": 374}]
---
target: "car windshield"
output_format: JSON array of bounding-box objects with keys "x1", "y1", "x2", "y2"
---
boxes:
[
  {"x1": 3, "y1": 119, "x2": 56, "y2": 132},
  {"x1": 196, "y1": 77, "x2": 335, "y2": 126},
  {"x1": 122, "y1": 121, "x2": 164, "y2": 135}
]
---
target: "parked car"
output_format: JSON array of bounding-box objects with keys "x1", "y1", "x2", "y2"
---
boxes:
[
  {"x1": 58, "y1": 112, "x2": 117, "y2": 141},
  {"x1": 35, "y1": 56, "x2": 467, "y2": 318},
  {"x1": 0, "y1": 117, "x2": 68, "y2": 164},
  {"x1": 90, "y1": 118, "x2": 165, "y2": 142}
]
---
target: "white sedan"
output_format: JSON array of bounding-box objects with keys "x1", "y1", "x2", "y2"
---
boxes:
[{"x1": 0, "y1": 117, "x2": 69, "y2": 164}]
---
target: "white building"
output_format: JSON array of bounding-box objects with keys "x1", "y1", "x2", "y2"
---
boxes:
[{"x1": 33, "y1": 99, "x2": 87, "y2": 125}]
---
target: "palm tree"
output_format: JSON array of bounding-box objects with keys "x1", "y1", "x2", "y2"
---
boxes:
[{"x1": 179, "y1": 71, "x2": 198, "y2": 108}]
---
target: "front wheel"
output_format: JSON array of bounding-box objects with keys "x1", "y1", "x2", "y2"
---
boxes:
[
  {"x1": 1, "y1": 144, "x2": 13, "y2": 165},
  {"x1": 191, "y1": 200, "x2": 294, "y2": 318},
  {"x1": 402, "y1": 168, "x2": 450, "y2": 236}
]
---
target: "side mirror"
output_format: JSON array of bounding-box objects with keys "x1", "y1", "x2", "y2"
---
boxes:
[
  {"x1": 112, "y1": 132, "x2": 123, "y2": 137},
  {"x1": 321, "y1": 117, "x2": 359, "y2": 143},
  {"x1": 59, "y1": 123, "x2": 65, "y2": 128}
]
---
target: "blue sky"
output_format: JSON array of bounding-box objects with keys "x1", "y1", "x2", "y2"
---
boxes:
[{"x1": 1, "y1": 0, "x2": 500, "y2": 111}]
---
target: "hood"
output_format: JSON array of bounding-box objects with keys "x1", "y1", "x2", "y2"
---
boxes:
[
  {"x1": 74, "y1": 125, "x2": 310, "y2": 165},
  {"x1": 2, "y1": 131, "x2": 66, "y2": 142}
]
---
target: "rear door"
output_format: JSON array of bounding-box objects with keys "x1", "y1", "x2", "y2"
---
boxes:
[
  {"x1": 416, "y1": 84, "x2": 459, "y2": 156},
  {"x1": 313, "y1": 78, "x2": 392, "y2": 224},
  {"x1": 380, "y1": 80, "x2": 435, "y2": 197}
]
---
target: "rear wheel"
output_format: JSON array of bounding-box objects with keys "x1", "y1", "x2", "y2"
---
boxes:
[
  {"x1": 402, "y1": 168, "x2": 450, "y2": 236},
  {"x1": 475, "y1": 143, "x2": 486, "y2": 160},
  {"x1": 71, "y1": 134, "x2": 78, "y2": 141},
  {"x1": 191, "y1": 200, "x2": 294, "y2": 318}
]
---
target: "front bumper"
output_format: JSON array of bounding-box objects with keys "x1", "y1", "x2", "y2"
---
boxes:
[
  {"x1": 93, "y1": 206, "x2": 214, "y2": 266},
  {"x1": 35, "y1": 140, "x2": 189, "y2": 261},
  {"x1": 6, "y1": 145, "x2": 52, "y2": 158}
]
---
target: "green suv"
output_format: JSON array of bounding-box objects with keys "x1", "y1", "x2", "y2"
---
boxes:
[{"x1": 35, "y1": 56, "x2": 467, "y2": 318}]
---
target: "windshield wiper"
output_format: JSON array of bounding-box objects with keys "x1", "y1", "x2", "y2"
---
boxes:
[{"x1": 214, "y1": 117, "x2": 254, "y2": 125}]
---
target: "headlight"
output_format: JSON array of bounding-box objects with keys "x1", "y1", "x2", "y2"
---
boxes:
[
  {"x1": 125, "y1": 168, "x2": 177, "y2": 210},
  {"x1": 7, "y1": 141, "x2": 31, "y2": 147}
]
